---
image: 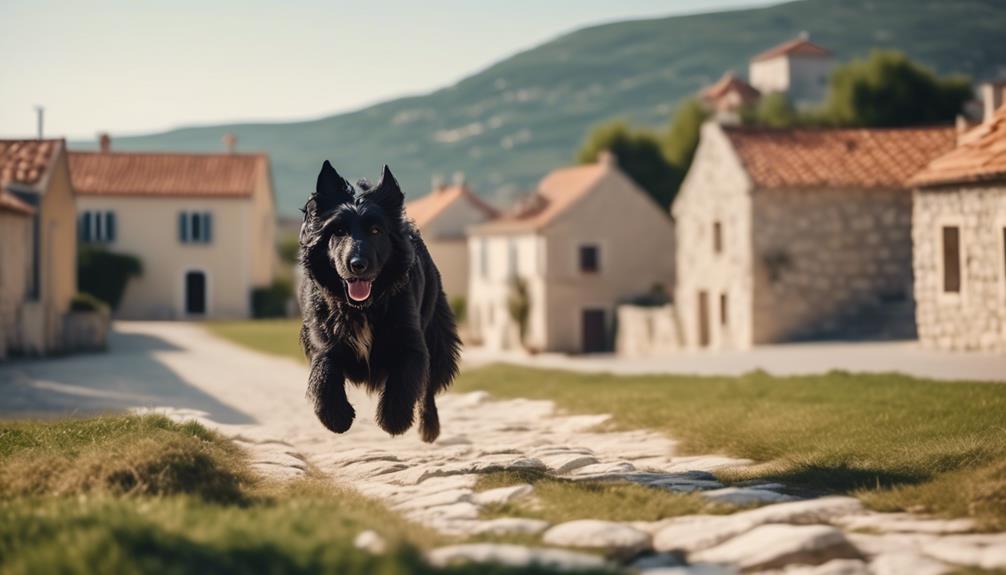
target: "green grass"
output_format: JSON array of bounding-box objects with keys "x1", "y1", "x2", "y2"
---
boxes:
[
  {"x1": 0, "y1": 415, "x2": 609, "y2": 574},
  {"x1": 208, "y1": 319, "x2": 304, "y2": 362},
  {"x1": 456, "y1": 365, "x2": 1006, "y2": 530},
  {"x1": 475, "y1": 470, "x2": 734, "y2": 524}
]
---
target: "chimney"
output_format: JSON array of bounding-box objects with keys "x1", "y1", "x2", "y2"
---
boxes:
[
  {"x1": 35, "y1": 106, "x2": 44, "y2": 140},
  {"x1": 222, "y1": 132, "x2": 237, "y2": 154},
  {"x1": 99, "y1": 133, "x2": 111, "y2": 153},
  {"x1": 598, "y1": 149, "x2": 617, "y2": 167},
  {"x1": 798, "y1": 30, "x2": 810, "y2": 41},
  {"x1": 452, "y1": 171, "x2": 466, "y2": 188},
  {"x1": 981, "y1": 82, "x2": 1006, "y2": 123}
]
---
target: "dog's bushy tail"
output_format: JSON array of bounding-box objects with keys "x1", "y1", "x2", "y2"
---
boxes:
[{"x1": 426, "y1": 290, "x2": 462, "y2": 395}]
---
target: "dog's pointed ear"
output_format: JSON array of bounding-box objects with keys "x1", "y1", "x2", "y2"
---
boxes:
[
  {"x1": 314, "y1": 160, "x2": 353, "y2": 211},
  {"x1": 369, "y1": 164, "x2": 405, "y2": 215}
]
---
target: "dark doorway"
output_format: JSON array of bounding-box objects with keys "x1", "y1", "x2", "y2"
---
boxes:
[
  {"x1": 697, "y1": 290, "x2": 711, "y2": 347},
  {"x1": 581, "y1": 309, "x2": 606, "y2": 353},
  {"x1": 185, "y1": 271, "x2": 207, "y2": 315}
]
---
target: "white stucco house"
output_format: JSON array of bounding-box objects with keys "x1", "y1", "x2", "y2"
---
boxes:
[
  {"x1": 69, "y1": 137, "x2": 276, "y2": 320},
  {"x1": 748, "y1": 33, "x2": 834, "y2": 107},
  {"x1": 405, "y1": 177, "x2": 497, "y2": 304},
  {"x1": 467, "y1": 152, "x2": 675, "y2": 353}
]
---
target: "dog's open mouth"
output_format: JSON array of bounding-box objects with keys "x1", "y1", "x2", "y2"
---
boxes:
[{"x1": 345, "y1": 278, "x2": 373, "y2": 302}]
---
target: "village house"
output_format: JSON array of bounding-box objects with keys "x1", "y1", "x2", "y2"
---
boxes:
[
  {"x1": 467, "y1": 152, "x2": 675, "y2": 353},
  {"x1": 0, "y1": 140, "x2": 78, "y2": 356},
  {"x1": 748, "y1": 32, "x2": 834, "y2": 107},
  {"x1": 405, "y1": 175, "x2": 497, "y2": 305},
  {"x1": 701, "y1": 72, "x2": 761, "y2": 122},
  {"x1": 672, "y1": 122, "x2": 955, "y2": 350},
  {"x1": 69, "y1": 136, "x2": 277, "y2": 320},
  {"x1": 910, "y1": 98, "x2": 1006, "y2": 352}
]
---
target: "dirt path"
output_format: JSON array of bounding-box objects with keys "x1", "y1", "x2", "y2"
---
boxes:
[{"x1": 1, "y1": 322, "x2": 1001, "y2": 574}]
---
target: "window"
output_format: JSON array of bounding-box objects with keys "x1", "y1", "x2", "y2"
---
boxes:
[
  {"x1": 579, "y1": 244, "x2": 599, "y2": 273},
  {"x1": 713, "y1": 221, "x2": 723, "y2": 254},
  {"x1": 180, "y1": 212, "x2": 213, "y2": 244},
  {"x1": 720, "y1": 292, "x2": 728, "y2": 326},
  {"x1": 80, "y1": 210, "x2": 116, "y2": 243},
  {"x1": 941, "y1": 226, "x2": 961, "y2": 294}
]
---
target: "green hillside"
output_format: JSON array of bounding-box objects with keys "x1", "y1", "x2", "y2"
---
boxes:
[{"x1": 74, "y1": 0, "x2": 1006, "y2": 216}]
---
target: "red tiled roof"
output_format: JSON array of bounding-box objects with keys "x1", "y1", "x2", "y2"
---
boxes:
[
  {"x1": 702, "y1": 72, "x2": 761, "y2": 103},
  {"x1": 69, "y1": 151, "x2": 266, "y2": 198},
  {"x1": 912, "y1": 105, "x2": 1006, "y2": 187},
  {"x1": 0, "y1": 139, "x2": 63, "y2": 189},
  {"x1": 0, "y1": 189, "x2": 35, "y2": 216},
  {"x1": 751, "y1": 35, "x2": 832, "y2": 63},
  {"x1": 406, "y1": 184, "x2": 497, "y2": 228},
  {"x1": 472, "y1": 159, "x2": 611, "y2": 234},
  {"x1": 723, "y1": 125, "x2": 956, "y2": 189}
]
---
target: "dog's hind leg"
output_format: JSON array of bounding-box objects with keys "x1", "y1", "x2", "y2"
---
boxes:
[
  {"x1": 307, "y1": 354, "x2": 355, "y2": 433},
  {"x1": 419, "y1": 292, "x2": 461, "y2": 443}
]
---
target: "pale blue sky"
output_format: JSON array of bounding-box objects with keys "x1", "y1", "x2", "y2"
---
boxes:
[{"x1": 1, "y1": 0, "x2": 774, "y2": 139}]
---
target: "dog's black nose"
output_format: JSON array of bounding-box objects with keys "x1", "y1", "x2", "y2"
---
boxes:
[{"x1": 349, "y1": 257, "x2": 368, "y2": 274}]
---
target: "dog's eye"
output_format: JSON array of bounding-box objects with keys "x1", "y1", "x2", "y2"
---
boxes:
[
  {"x1": 369, "y1": 226, "x2": 382, "y2": 236},
  {"x1": 334, "y1": 226, "x2": 347, "y2": 236}
]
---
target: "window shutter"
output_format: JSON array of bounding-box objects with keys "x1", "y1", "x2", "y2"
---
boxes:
[
  {"x1": 179, "y1": 212, "x2": 188, "y2": 243},
  {"x1": 106, "y1": 212, "x2": 116, "y2": 242},
  {"x1": 204, "y1": 212, "x2": 212, "y2": 243},
  {"x1": 81, "y1": 212, "x2": 92, "y2": 242}
]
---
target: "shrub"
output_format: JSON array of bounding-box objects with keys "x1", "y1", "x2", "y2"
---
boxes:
[
  {"x1": 252, "y1": 277, "x2": 294, "y2": 318},
  {"x1": 78, "y1": 247, "x2": 142, "y2": 310},
  {"x1": 449, "y1": 295, "x2": 467, "y2": 324},
  {"x1": 70, "y1": 292, "x2": 109, "y2": 313},
  {"x1": 507, "y1": 277, "x2": 530, "y2": 347}
]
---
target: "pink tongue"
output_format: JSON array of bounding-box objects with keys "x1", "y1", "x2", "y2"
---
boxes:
[{"x1": 347, "y1": 280, "x2": 372, "y2": 302}]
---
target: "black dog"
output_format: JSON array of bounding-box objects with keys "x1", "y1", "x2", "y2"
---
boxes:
[{"x1": 298, "y1": 161, "x2": 461, "y2": 442}]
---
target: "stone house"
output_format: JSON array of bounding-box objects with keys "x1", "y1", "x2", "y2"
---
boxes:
[
  {"x1": 701, "y1": 72, "x2": 761, "y2": 121},
  {"x1": 467, "y1": 152, "x2": 675, "y2": 353},
  {"x1": 405, "y1": 177, "x2": 497, "y2": 304},
  {"x1": 69, "y1": 137, "x2": 276, "y2": 320},
  {"x1": 748, "y1": 33, "x2": 834, "y2": 107},
  {"x1": 910, "y1": 101, "x2": 1006, "y2": 352},
  {"x1": 0, "y1": 139, "x2": 78, "y2": 356},
  {"x1": 673, "y1": 122, "x2": 955, "y2": 350}
]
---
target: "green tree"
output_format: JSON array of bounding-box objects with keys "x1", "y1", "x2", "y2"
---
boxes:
[
  {"x1": 576, "y1": 120, "x2": 677, "y2": 209},
  {"x1": 824, "y1": 50, "x2": 971, "y2": 127},
  {"x1": 506, "y1": 277, "x2": 531, "y2": 348},
  {"x1": 662, "y1": 98, "x2": 708, "y2": 169},
  {"x1": 78, "y1": 247, "x2": 142, "y2": 310},
  {"x1": 741, "y1": 93, "x2": 799, "y2": 128}
]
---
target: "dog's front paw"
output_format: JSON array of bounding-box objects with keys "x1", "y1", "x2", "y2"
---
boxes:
[
  {"x1": 316, "y1": 400, "x2": 356, "y2": 434},
  {"x1": 376, "y1": 397, "x2": 415, "y2": 436}
]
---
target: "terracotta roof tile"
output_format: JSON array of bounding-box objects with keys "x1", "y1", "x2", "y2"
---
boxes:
[
  {"x1": 0, "y1": 189, "x2": 35, "y2": 216},
  {"x1": 751, "y1": 35, "x2": 832, "y2": 63},
  {"x1": 406, "y1": 184, "x2": 497, "y2": 228},
  {"x1": 702, "y1": 72, "x2": 761, "y2": 103},
  {"x1": 723, "y1": 125, "x2": 956, "y2": 189},
  {"x1": 69, "y1": 151, "x2": 266, "y2": 198},
  {"x1": 472, "y1": 161, "x2": 609, "y2": 234},
  {"x1": 0, "y1": 139, "x2": 62, "y2": 189},
  {"x1": 912, "y1": 105, "x2": 1006, "y2": 187}
]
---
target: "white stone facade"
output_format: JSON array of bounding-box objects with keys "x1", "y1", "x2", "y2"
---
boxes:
[
  {"x1": 749, "y1": 54, "x2": 833, "y2": 106},
  {"x1": 913, "y1": 184, "x2": 1006, "y2": 351}
]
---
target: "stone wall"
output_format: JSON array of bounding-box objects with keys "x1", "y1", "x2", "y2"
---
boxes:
[
  {"x1": 751, "y1": 187, "x2": 915, "y2": 343},
  {"x1": 0, "y1": 210, "x2": 33, "y2": 359},
  {"x1": 913, "y1": 184, "x2": 1006, "y2": 351},
  {"x1": 63, "y1": 310, "x2": 110, "y2": 352},
  {"x1": 615, "y1": 305, "x2": 683, "y2": 357},
  {"x1": 673, "y1": 123, "x2": 755, "y2": 350}
]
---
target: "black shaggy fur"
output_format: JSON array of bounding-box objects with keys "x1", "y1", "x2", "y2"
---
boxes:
[{"x1": 298, "y1": 161, "x2": 461, "y2": 442}]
